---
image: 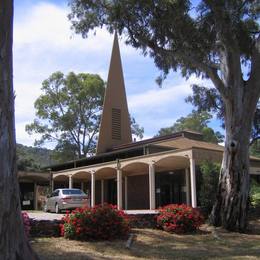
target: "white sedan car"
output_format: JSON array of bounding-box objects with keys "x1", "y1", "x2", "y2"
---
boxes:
[{"x1": 44, "y1": 188, "x2": 89, "y2": 213}]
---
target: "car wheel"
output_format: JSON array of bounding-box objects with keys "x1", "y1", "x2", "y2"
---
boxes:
[{"x1": 55, "y1": 203, "x2": 60, "y2": 214}]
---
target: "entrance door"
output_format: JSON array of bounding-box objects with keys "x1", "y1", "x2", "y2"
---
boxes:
[
  {"x1": 160, "y1": 184, "x2": 172, "y2": 206},
  {"x1": 156, "y1": 170, "x2": 185, "y2": 207}
]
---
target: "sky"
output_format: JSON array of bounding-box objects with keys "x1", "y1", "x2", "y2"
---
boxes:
[{"x1": 13, "y1": 0, "x2": 223, "y2": 148}]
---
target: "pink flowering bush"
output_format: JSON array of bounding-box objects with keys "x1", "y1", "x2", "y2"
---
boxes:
[
  {"x1": 22, "y1": 212, "x2": 31, "y2": 236},
  {"x1": 60, "y1": 204, "x2": 130, "y2": 240},
  {"x1": 157, "y1": 204, "x2": 204, "y2": 234}
]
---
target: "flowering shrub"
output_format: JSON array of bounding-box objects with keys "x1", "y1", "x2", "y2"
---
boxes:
[
  {"x1": 22, "y1": 211, "x2": 31, "y2": 236},
  {"x1": 156, "y1": 204, "x2": 204, "y2": 234},
  {"x1": 60, "y1": 204, "x2": 130, "y2": 240}
]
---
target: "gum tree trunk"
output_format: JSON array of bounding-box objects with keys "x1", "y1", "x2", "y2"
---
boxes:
[
  {"x1": 210, "y1": 80, "x2": 258, "y2": 231},
  {"x1": 0, "y1": 1, "x2": 38, "y2": 259}
]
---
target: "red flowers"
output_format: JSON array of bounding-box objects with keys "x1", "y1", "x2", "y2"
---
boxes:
[
  {"x1": 156, "y1": 204, "x2": 204, "y2": 234},
  {"x1": 60, "y1": 203, "x2": 130, "y2": 240},
  {"x1": 21, "y1": 211, "x2": 31, "y2": 236}
]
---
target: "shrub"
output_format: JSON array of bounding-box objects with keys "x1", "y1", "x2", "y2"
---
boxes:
[
  {"x1": 22, "y1": 211, "x2": 31, "y2": 236},
  {"x1": 60, "y1": 204, "x2": 130, "y2": 240},
  {"x1": 156, "y1": 204, "x2": 204, "y2": 234},
  {"x1": 198, "y1": 161, "x2": 220, "y2": 215},
  {"x1": 250, "y1": 180, "x2": 260, "y2": 207}
]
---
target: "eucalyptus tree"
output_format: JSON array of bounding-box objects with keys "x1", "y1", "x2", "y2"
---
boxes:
[
  {"x1": 0, "y1": 0, "x2": 38, "y2": 258},
  {"x1": 68, "y1": 0, "x2": 260, "y2": 231},
  {"x1": 26, "y1": 71, "x2": 105, "y2": 161},
  {"x1": 156, "y1": 110, "x2": 224, "y2": 144}
]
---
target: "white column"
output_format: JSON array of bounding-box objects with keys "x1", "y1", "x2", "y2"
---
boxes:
[
  {"x1": 101, "y1": 179, "x2": 104, "y2": 205},
  {"x1": 51, "y1": 179, "x2": 54, "y2": 192},
  {"x1": 50, "y1": 171, "x2": 54, "y2": 192},
  {"x1": 149, "y1": 163, "x2": 156, "y2": 210},
  {"x1": 69, "y1": 175, "x2": 73, "y2": 189},
  {"x1": 117, "y1": 169, "x2": 123, "y2": 209},
  {"x1": 81, "y1": 182, "x2": 84, "y2": 191},
  {"x1": 124, "y1": 176, "x2": 128, "y2": 210},
  {"x1": 185, "y1": 168, "x2": 191, "y2": 206},
  {"x1": 91, "y1": 172, "x2": 95, "y2": 207},
  {"x1": 190, "y1": 158, "x2": 197, "y2": 208}
]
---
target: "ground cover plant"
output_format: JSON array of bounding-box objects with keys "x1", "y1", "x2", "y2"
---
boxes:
[
  {"x1": 60, "y1": 204, "x2": 130, "y2": 240},
  {"x1": 157, "y1": 204, "x2": 204, "y2": 233}
]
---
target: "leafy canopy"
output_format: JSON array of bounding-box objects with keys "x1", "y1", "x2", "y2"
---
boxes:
[
  {"x1": 156, "y1": 110, "x2": 224, "y2": 144},
  {"x1": 68, "y1": 0, "x2": 259, "y2": 83},
  {"x1": 26, "y1": 72, "x2": 105, "y2": 161},
  {"x1": 186, "y1": 84, "x2": 260, "y2": 148}
]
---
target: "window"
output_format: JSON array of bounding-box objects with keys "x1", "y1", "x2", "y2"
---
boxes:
[
  {"x1": 51, "y1": 190, "x2": 59, "y2": 197},
  {"x1": 62, "y1": 189, "x2": 83, "y2": 195}
]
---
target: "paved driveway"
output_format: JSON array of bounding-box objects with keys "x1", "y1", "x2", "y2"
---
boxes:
[{"x1": 26, "y1": 211, "x2": 64, "y2": 221}]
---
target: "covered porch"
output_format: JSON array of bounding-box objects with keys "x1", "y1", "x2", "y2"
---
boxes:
[{"x1": 52, "y1": 149, "x2": 200, "y2": 209}]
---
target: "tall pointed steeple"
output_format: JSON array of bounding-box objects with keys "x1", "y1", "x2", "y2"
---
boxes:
[{"x1": 96, "y1": 33, "x2": 132, "y2": 154}]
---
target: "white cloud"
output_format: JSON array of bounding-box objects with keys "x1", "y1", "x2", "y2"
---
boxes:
[
  {"x1": 14, "y1": 3, "x2": 110, "y2": 52},
  {"x1": 14, "y1": 2, "x2": 137, "y2": 56},
  {"x1": 128, "y1": 83, "x2": 192, "y2": 111},
  {"x1": 128, "y1": 74, "x2": 203, "y2": 112}
]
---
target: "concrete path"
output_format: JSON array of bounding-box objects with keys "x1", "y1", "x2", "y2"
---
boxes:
[
  {"x1": 26, "y1": 211, "x2": 64, "y2": 221},
  {"x1": 26, "y1": 209, "x2": 158, "y2": 221}
]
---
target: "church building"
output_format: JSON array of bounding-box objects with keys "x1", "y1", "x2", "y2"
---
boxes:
[{"x1": 48, "y1": 33, "x2": 260, "y2": 211}]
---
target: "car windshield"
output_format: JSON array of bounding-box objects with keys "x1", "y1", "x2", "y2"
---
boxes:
[{"x1": 62, "y1": 189, "x2": 83, "y2": 195}]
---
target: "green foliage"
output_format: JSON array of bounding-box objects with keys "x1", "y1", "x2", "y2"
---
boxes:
[
  {"x1": 131, "y1": 116, "x2": 144, "y2": 140},
  {"x1": 17, "y1": 143, "x2": 56, "y2": 171},
  {"x1": 156, "y1": 110, "x2": 224, "y2": 144},
  {"x1": 186, "y1": 85, "x2": 260, "y2": 146},
  {"x1": 156, "y1": 204, "x2": 204, "y2": 234},
  {"x1": 68, "y1": 1, "x2": 259, "y2": 79},
  {"x1": 250, "y1": 180, "x2": 260, "y2": 207},
  {"x1": 250, "y1": 140, "x2": 260, "y2": 157},
  {"x1": 60, "y1": 204, "x2": 130, "y2": 240},
  {"x1": 26, "y1": 72, "x2": 105, "y2": 161},
  {"x1": 198, "y1": 161, "x2": 220, "y2": 215}
]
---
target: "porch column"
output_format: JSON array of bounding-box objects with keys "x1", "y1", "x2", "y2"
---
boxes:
[
  {"x1": 189, "y1": 158, "x2": 197, "y2": 208},
  {"x1": 81, "y1": 181, "x2": 84, "y2": 191},
  {"x1": 117, "y1": 169, "x2": 123, "y2": 210},
  {"x1": 69, "y1": 175, "x2": 73, "y2": 189},
  {"x1": 124, "y1": 176, "x2": 128, "y2": 210},
  {"x1": 101, "y1": 179, "x2": 104, "y2": 205},
  {"x1": 149, "y1": 163, "x2": 156, "y2": 210},
  {"x1": 51, "y1": 179, "x2": 54, "y2": 192},
  {"x1": 50, "y1": 171, "x2": 54, "y2": 192},
  {"x1": 91, "y1": 172, "x2": 95, "y2": 207},
  {"x1": 185, "y1": 168, "x2": 191, "y2": 206}
]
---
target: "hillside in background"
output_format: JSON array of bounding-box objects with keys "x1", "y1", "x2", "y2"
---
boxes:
[{"x1": 17, "y1": 143, "x2": 58, "y2": 171}]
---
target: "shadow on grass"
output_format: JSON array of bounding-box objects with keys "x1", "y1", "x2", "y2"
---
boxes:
[{"x1": 32, "y1": 225, "x2": 260, "y2": 260}]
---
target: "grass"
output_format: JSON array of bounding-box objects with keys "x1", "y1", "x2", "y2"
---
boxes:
[{"x1": 32, "y1": 218, "x2": 260, "y2": 260}]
